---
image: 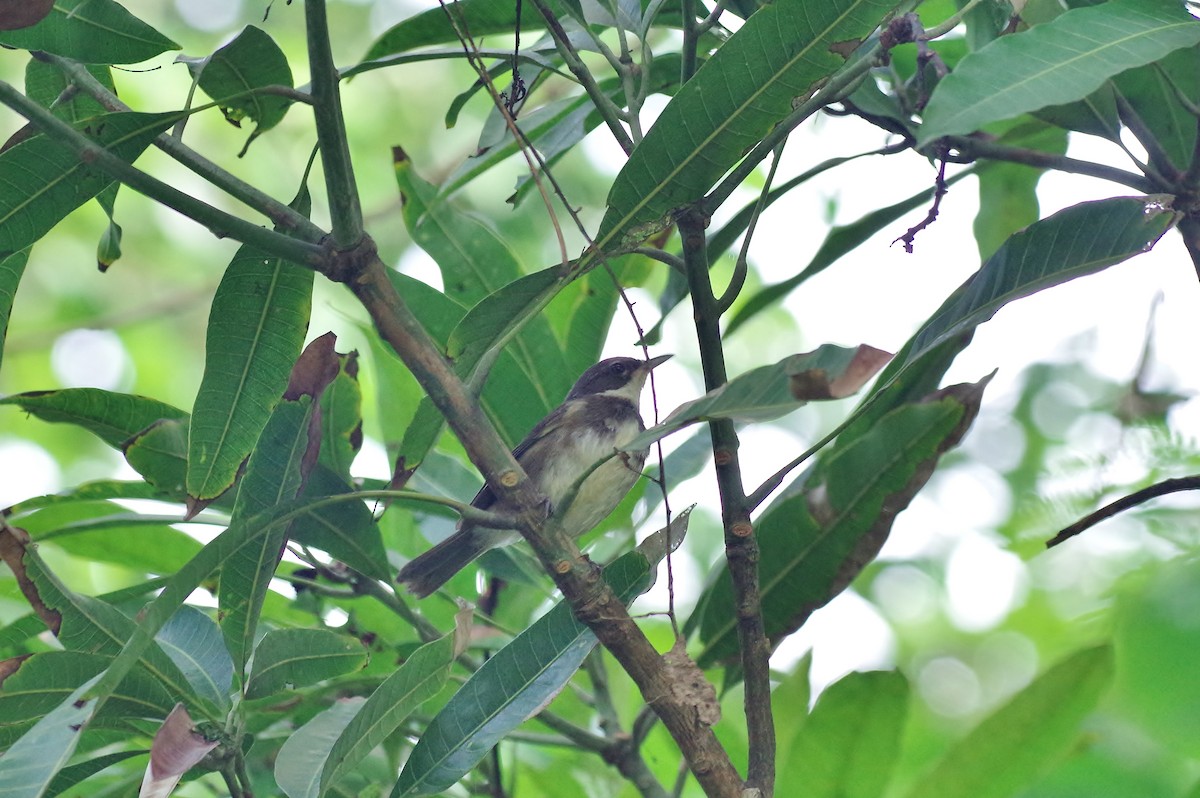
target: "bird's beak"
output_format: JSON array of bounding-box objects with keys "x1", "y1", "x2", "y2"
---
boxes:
[{"x1": 645, "y1": 354, "x2": 672, "y2": 370}]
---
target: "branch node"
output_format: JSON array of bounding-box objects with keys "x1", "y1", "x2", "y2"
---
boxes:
[{"x1": 731, "y1": 521, "x2": 753, "y2": 538}]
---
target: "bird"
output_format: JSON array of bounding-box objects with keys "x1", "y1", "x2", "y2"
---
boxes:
[{"x1": 398, "y1": 354, "x2": 672, "y2": 598}]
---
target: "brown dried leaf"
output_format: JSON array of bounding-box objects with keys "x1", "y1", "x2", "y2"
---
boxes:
[
  {"x1": 0, "y1": 0, "x2": 52, "y2": 31},
  {"x1": 139, "y1": 704, "x2": 219, "y2": 798},
  {"x1": 788, "y1": 344, "x2": 893, "y2": 401},
  {"x1": 0, "y1": 525, "x2": 61, "y2": 635}
]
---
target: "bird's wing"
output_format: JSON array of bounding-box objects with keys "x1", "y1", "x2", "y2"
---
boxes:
[{"x1": 469, "y1": 401, "x2": 576, "y2": 511}]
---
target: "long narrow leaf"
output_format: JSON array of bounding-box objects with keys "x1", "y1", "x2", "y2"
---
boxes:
[
  {"x1": 0, "y1": 248, "x2": 28, "y2": 370},
  {"x1": 697, "y1": 380, "x2": 986, "y2": 665},
  {"x1": 186, "y1": 242, "x2": 313, "y2": 503},
  {"x1": 0, "y1": 0, "x2": 178, "y2": 64},
  {"x1": 0, "y1": 389, "x2": 187, "y2": 448},
  {"x1": 0, "y1": 111, "x2": 177, "y2": 257},
  {"x1": 597, "y1": 0, "x2": 899, "y2": 251},
  {"x1": 918, "y1": 0, "x2": 1200, "y2": 145}
]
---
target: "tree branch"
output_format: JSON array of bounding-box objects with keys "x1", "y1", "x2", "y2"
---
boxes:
[
  {"x1": 940, "y1": 134, "x2": 1159, "y2": 194},
  {"x1": 678, "y1": 209, "x2": 774, "y2": 794},
  {"x1": 1047, "y1": 475, "x2": 1200, "y2": 548},
  {"x1": 304, "y1": 0, "x2": 365, "y2": 248}
]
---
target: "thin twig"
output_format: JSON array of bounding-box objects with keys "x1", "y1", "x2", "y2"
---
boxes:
[
  {"x1": 528, "y1": 0, "x2": 635, "y2": 154},
  {"x1": 892, "y1": 156, "x2": 949, "y2": 253},
  {"x1": 38, "y1": 53, "x2": 322, "y2": 238},
  {"x1": 940, "y1": 134, "x2": 1159, "y2": 193},
  {"x1": 716, "y1": 141, "x2": 784, "y2": 313},
  {"x1": 1047, "y1": 475, "x2": 1200, "y2": 548},
  {"x1": 0, "y1": 82, "x2": 327, "y2": 267}
]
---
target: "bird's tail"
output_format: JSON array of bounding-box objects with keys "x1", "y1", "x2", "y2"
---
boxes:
[{"x1": 398, "y1": 527, "x2": 491, "y2": 598}]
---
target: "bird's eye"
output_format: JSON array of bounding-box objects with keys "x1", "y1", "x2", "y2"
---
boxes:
[{"x1": 611, "y1": 362, "x2": 628, "y2": 374}]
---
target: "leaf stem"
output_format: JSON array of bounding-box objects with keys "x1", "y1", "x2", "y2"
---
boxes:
[
  {"x1": 0, "y1": 81, "x2": 327, "y2": 267},
  {"x1": 940, "y1": 134, "x2": 1159, "y2": 193},
  {"x1": 678, "y1": 208, "x2": 774, "y2": 793},
  {"x1": 304, "y1": 0, "x2": 365, "y2": 248},
  {"x1": 528, "y1": 0, "x2": 635, "y2": 155}
]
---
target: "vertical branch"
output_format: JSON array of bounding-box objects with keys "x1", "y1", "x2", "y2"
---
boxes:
[
  {"x1": 304, "y1": 0, "x2": 365, "y2": 248},
  {"x1": 678, "y1": 209, "x2": 775, "y2": 794}
]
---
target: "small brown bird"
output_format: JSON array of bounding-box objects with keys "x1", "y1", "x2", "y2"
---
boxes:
[{"x1": 398, "y1": 354, "x2": 671, "y2": 597}]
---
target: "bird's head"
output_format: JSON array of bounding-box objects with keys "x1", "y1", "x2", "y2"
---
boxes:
[{"x1": 566, "y1": 354, "x2": 672, "y2": 402}]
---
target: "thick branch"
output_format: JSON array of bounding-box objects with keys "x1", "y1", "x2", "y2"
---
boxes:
[
  {"x1": 305, "y1": 0, "x2": 365, "y2": 248},
  {"x1": 678, "y1": 209, "x2": 774, "y2": 795}
]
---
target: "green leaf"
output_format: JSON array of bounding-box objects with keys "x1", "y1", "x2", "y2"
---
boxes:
[
  {"x1": 973, "y1": 121, "x2": 1067, "y2": 260},
  {"x1": 275, "y1": 697, "x2": 367, "y2": 798},
  {"x1": 186, "y1": 242, "x2": 313, "y2": 502},
  {"x1": 0, "y1": 248, "x2": 29, "y2": 371},
  {"x1": 220, "y1": 396, "x2": 316, "y2": 677},
  {"x1": 156, "y1": 606, "x2": 234, "y2": 711},
  {"x1": 596, "y1": 0, "x2": 898, "y2": 251},
  {"x1": 903, "y1": 196, "x2": 1180, "y2": 372},
  {"x1": 24, "y1": 59, "x2": 113, "y2": 123},
  {"x1": 780, "y1": 670, "x2": 908, "y2": 798},
  {"x1": 0, "y1": 651, "x2": 175, "y2": 741},
  {"x1": 392, "y1": 515, "x2": 686, "y2": 796},
  {"x1": 697, "y1": 380, "x2": 986, "y2": 665},
  {"x1": 901, "y1": 646, "x2": 1113, "y2": 798},
  {"x1": 1112, "y1": 45, "x2": 1200, "y2": 173},
  {"x1": 21, "y1": 505, "x2": 202, "y2": 575},
  {"x1": 274, "y1": 629, "x2": 461, "y2": 798},
  {"x1": 290, "y1": 468, "x2": 390, "y2": 582},
  {"x1": 44, "y1": 750, "x2": 146, "y2": 797},
  {"x1": 243, "y1": 629, "x2": 367, "y2": 700},
  {"x1": 0, "y1": 0, "x2": 178, "y2": 64},
  {"x1": 725, "y1": 172, "x2": 971, "y2": 336},
  {"x1": 623, "y1": 345, "x2": 891, "y2": 452},
  {"x1": 393, "y1": 158, "x2": 571, "y2": 440},
  {"x1": 123, "y1": 418, "x2": 189, "y2": 497},
  {"x1": 13, "y1": 541, "x2": 204, "y2": 711},
  {"x1": 317, "y1": 350, "x2": 362, "y2": 479},
  {"x1": 0, "y1": 111, "x2": 178, "y2": 258},
  {"x1": 186, "y1": 25, "x2": 294, "y2": 156},
  {"x1": 0, "y1": 388, "x2": 187, "y2": 448},
  {"x1": 0, "y1": 675, "x2": 99, "y2": 798},
  {"x1": 1033, "y1": 84, "x2": 1121, "y2": 141},
  {"x1": 0, "y1": 496, "x2": 328, "y2": 790},
  {"x1": 918, "y1": 0, "x2": 1200, "y2": 145},
  {"x1": 360, "y1": 0, "x2": 579, "y2": 63}
]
